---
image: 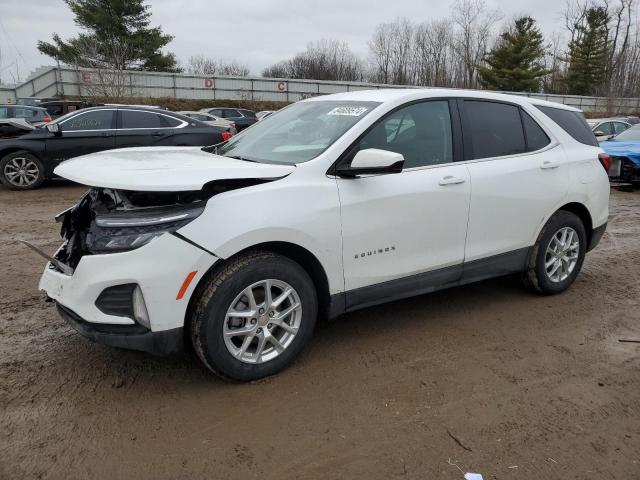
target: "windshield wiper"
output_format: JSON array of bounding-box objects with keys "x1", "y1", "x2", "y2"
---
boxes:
[{"x1": 226, "y1": 155, "x2": 259, "y2": 163}]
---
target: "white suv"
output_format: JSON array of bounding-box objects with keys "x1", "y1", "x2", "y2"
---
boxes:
[{"x1": 36, "y1": 89, "x2": 610, "y2": 381}]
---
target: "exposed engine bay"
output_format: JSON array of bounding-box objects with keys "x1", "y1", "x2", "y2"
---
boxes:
[{"x1": 53, "y1": 179, "x2": 268, "y2": 271}]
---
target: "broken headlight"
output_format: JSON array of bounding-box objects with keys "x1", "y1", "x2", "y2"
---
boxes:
[{"x1": 86, "y1": 205, "x2": 205, "y2": 253}]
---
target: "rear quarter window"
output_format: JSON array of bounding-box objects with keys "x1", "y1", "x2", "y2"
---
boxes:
[
  {"x1": 535, "y1": 105, "x2": 598, "y2": 146},
  {"x1": 521, "y1": 111, "x2": 551, "y2": 151},
  {"x1": 163, "y1": 115, "x2": 183, "y2": 127}
]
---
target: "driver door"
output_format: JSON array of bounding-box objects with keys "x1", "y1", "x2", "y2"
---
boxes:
[
  {"x1": 46, "y1": 109, "x2": 116, "y2": 166},
  {"x1": 336, "y1": 99, "x2": 471, "y2": 309}
]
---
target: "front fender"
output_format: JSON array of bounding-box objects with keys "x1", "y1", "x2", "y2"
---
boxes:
[{"x1": 176, "y1": 173, "x2": 344, "y2": 294}]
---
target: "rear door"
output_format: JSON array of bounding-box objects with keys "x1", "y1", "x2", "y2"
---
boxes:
[
  {"x1": 45, "y1": 109, "x2": 116, "y2": 164},
  {"x1": 116, "y1": 110, "x2": 176, "y2": 148},
  {"x1": 461, "y1": 99, "x2": 568, "y2": 267}
]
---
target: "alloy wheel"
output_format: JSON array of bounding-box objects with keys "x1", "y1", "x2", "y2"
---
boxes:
[
  {"x1": 544, "y1": 226, "x2": 580, "y2": 283},
  {"x1": 3, "y1": 157, "x2": 40, "y2": 187},
  {"x1": 223, "y1": 279, "x2": 302, "y2": 364}
]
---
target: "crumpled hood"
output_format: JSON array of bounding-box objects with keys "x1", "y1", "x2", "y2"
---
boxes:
[
  {"x1": 53, "y1": 146, "x2": 296, "y2": 191},
  {"x1": 600, "y1": 141, "x2": 640, "y2": 166}
]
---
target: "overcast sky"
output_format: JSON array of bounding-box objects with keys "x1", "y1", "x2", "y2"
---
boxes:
[{"x1": 0, "y1": 0, "x2": 567, "y2": 83}]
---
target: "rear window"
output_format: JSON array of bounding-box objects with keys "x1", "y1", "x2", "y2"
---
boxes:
[
  {"x1": 14, "y1": 107, "x2": 44, "y2": 120},
  {"x1": 535, "y1": 105, "x2": 598, "y2": 146},
  {"x1": 121, "y1": 110, "x2": 164, "y2": 129},
  {"x1": 463, "y1": 100, "x2": 526, "y2": 159}
]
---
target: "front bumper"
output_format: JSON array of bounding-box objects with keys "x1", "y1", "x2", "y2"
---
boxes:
[
  {"x1": 57, "y1": 303, "x2": 183, "y2": 356},
  {"x1": 39, "y1": 233, "x2": 218, "y2": 333}
]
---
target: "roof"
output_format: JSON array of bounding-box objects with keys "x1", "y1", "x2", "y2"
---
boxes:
[
  {"x1": 82, "y1": 105, "x2": 170, "y2": 112},
  {"x1": 177, "y1": 110, "x2": 210, "y2": 115},
  {"x1": 304, "y1": 88, "x2": 581, "y2": 112}
]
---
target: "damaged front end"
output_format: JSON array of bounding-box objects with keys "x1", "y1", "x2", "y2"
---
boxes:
[{"x1": 52, "y1": 179, "x2": 262, "y2": 273}]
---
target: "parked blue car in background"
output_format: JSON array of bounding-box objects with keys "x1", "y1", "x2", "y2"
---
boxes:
[{"x1": 600, "y1": 124, "x2": 640, "y2": 186}]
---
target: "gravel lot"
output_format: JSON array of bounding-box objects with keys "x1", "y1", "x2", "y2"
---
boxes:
[{"x1": 1, "y1": 182, "x2": 639, "y2": 480}]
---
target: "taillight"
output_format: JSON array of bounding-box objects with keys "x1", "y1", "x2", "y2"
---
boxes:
[
  {"x1": 221, "y1": 131, "x2": 232, "y2": 141},
  {"x1": 43, "y1": 117, "x2": 52, "y2": 123},
  {"x1": 598, "y1": 153, "x2": 611, "y2": 173}
]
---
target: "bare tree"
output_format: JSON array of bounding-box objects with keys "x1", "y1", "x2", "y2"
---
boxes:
[
  {"x1": 186, "y1": 56, "x2": 250, "y2": 76},
  {"x1": 542, "y1": 31, "x2": 568, "y2": 93},
  {"x1": 563, "y1": 0, "x2": 590, "y2": 45},
  {"x1": 451, "y1": 0, "x2": 501, "y2": 88},
  {"x1": 413, "y1": 19, "x2": 460, "y2": 87},
  {"x1": 261, "y1": 61, "x2": 289, "y2": 78},
  {"x1": 186, "y1": 55, "x2": 216, "y2": 76},
  {"x1": 74, "y1": 37, "x2": 134, "y2": 99},
  {"x1": 368, "y1": 23, "x2": 395, "y2": 83},
  {"x1": 262, "y1": 40, "x2": 365, "y2": 81}
]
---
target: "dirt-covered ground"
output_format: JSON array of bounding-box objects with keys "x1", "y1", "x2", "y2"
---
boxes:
[{"x1": 1, "y1": 182, "x2": 639, "y2": 480}]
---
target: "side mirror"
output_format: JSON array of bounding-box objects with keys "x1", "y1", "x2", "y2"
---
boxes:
[
  {"x1": 46, "y1": 123, "x2": 61, "y2": 135},
  {"x1": 593, "y1": 130, "x2": 605, "y2": 136},
  {"x1": 336, "y1": 148, "x2": 404, "y2": 177}
]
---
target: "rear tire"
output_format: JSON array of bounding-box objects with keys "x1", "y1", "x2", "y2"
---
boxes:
[
  {"x1": 0, "y1": 151, "x2": 45, "y2": 190},
  {"x1": 191, "y1": 251, "x2": 317, "y2": 381},
  {"x1": 525, "y1": 211, "x2": 586, "y2": 295}
]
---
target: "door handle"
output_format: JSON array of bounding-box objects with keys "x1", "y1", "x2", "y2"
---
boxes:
[
  {"x1": 100, "y1": 132, "x2": 114, "y2": 137},
  {"x1": 540, "y1": 160, "x2": 559, "y2": 170},
  {"x1": 439, "y1": 175, "x2": 466, "y2": 186},
  {"x1": 151, "y1": 131, "x2": 166, "y2": 137}
]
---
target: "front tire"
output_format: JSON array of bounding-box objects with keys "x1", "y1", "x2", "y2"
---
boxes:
[
  {"x1": 191, "y1": 251, "x2": 317, "y2": 381},
  {"x1": 0, "y1": 151, "x2": 45, "y2": 190},
  {"x1": 525, "y1": 211, "x2": 586, "y2": 295}
]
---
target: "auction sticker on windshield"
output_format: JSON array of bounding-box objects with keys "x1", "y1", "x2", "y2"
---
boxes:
[{"x1": 327, "y1": 106, "x2": 369, "y2": 116}]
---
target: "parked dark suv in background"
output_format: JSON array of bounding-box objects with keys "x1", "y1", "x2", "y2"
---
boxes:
[
  {"x1": 0, "y1": 105, "x2": 226, "y2": 190},
  {"x1": 200, "y1": 107, "x2": 257, "y2": 131},
  {"x1": 40, "y1": 100, "x2": 95, "y2": 119}
]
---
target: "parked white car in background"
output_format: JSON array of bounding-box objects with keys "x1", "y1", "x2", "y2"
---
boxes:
[
  {"x1": 36, "y1": 89, "x2": 610, "y2": 381},
  {"x1": 178, "y1": 110, "x2": 237, "y2": 135},
  {"x1": 587, "y1": 118, "x2": 631, "y2": 141}
]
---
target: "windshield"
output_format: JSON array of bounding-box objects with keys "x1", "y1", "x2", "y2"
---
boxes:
[
  {"x1": 216, "y1": 101, "x2": 380, "y2": 164},
  {"x1": 611, "y1": 125, "x2": 640, "y2": 141}
]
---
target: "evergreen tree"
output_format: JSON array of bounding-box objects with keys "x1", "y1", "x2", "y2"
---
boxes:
[
  {"x1": 477, "y1": 16, "x2": 548, "y2": 92},
  {"x1": 565, "y1": 7, "x2": 610, "y2": 96},
  {"x1": 38, "y1": 0, "x2": 179, "y2": 72}
]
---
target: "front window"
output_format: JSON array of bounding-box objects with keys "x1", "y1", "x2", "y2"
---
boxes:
[
  {"x1": 354, "y1": 100, "x2": 453, "y2": 168},
  {"x1": 216, "y1": 101, "x2": 380, "y2": 164},
  {"x1": 60, "y1": 110, "x2": 114, "y2": 131},
  {"x1": 596, "y1": 122, "x2": 614, "y2": 135}
]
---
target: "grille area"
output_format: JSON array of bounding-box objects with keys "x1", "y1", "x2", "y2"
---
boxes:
[{"x1": 95, "y1": 284, "x2": 136, "y2": 318}]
